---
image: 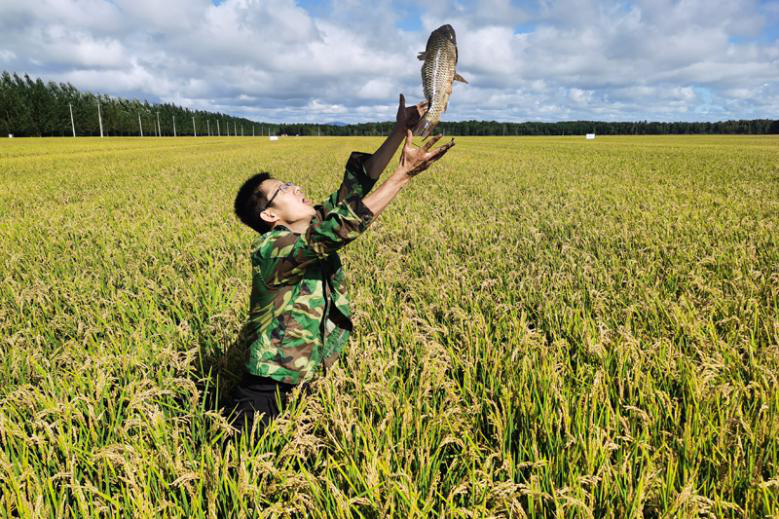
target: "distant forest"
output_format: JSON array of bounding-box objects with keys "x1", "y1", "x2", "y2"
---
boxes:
[{"x1": 2, "y1": 71, "x2": 778, "y2": 137}]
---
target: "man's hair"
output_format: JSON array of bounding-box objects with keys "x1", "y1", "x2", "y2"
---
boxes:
[{"x1": 234, "y1": 172, "x2": 273, "y2": 233}]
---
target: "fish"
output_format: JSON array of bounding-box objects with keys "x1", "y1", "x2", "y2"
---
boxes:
[{"x1": 414, "y1": 24, "x2": 468, "y2": 139}]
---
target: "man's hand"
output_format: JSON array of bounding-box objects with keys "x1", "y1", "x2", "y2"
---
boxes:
[
  {"x1": 398, "y1": 129, "x2": 454, "y2": 177},
  {"x1": 363, "y1": 130, "x2": 454, "y2": 219},
  {"x1": 395, "y1": 94, "x2": 428, "y2": 132}
]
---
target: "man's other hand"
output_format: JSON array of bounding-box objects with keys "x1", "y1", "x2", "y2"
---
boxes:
[
  {"x1": 396, "y1": 94, "x2": 428, "y2": 132},
  {"x1": 398, "y1": 129, "x2": 454, "y2": 177}
]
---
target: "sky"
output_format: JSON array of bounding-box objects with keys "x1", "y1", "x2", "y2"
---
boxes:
[{"x1": 1, "y1": 0, "x2": 778, "y2": 124}]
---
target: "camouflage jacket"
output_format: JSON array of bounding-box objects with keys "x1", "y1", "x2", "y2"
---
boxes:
[{"x1": 245, "y1": 152, "x2": 376, "y2": 385}]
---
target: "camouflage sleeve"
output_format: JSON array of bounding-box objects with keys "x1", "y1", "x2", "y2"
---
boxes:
[
  {"x1": 320, "y1": 151, "x2": 377, "y2": 215},
  {"x1": 257, "y1": 196, "x2": 374, "y2": 287}
]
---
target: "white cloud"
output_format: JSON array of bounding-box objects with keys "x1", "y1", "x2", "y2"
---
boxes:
[
  {"x1": 306, "y1": 99, "x2": 347, "y2": 114},
  {"x1": 41, "y1": 28, "x2": 127, "y2": 68},
  {"x1": 569, "y1": 88, "x2": 593, "y2": 105},
  {"x1": 725, "y1": 87, "x2": 756, "y2": 99},
  {"x1": 0, "y1": 49, "x2": 15, "y2": 62},
  {"x1": 0, "y1": 0, "x2": 777, "y2": 122},
  {"x1": 357, "y1": 78, "x2": 396, "y2": 100}
]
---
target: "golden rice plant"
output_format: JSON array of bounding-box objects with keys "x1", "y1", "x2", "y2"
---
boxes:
[{"x1": 1, "y1": 135, "x2": 777, "y2": 518}]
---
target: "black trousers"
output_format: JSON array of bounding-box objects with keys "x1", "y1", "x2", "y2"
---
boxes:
[{"x1": 224, "y1": 372, "x2": 297, "y2": 435}]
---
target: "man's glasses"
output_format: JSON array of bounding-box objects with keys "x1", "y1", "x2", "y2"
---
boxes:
[{"x1": 264, "y1": 182, "x2": 297, "y2": 210}]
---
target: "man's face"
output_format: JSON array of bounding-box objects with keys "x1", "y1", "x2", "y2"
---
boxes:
[{"x1": 259, "y1": 179, "x2": 316, "y2": 228}]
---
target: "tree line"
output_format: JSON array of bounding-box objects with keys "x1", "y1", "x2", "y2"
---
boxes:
[
  {"x1": 271, "y1": 119, "x2": 779, "y2": 136},
  {"x1": 0, "y1": 72, "x2": 270, "y2": 137},
  {"x1": 2, "y1": 71, "x2": 777, "y2": 137}
]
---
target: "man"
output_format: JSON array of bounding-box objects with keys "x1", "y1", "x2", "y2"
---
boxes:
[{"x1": 228, "y1": 95, "x2": 454, "y2": 435}]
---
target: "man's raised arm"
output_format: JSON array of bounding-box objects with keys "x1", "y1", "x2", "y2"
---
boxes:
[
  {"x1": 258, "y1": 129, "x2": 454, "y2": 288},
  {"x1": 362, "y1": 130, "x2": 454, "y2": 219},
  {"x1": 363, "y1": 94, "x2": 427, "y2": 179},
  {"x1": 365, "y1": 94, "x2": 427, "y2": 179},
  {"x1": 320, "y1": 95, "x2": 427, "y2": 214}
]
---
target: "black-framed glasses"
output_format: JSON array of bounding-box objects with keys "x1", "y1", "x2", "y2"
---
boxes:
[{"x1": 264, "y1": 182, "x2": 296, "y2": 210}]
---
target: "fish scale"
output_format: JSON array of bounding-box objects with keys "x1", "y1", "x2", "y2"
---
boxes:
[{"x1": 415, "y1": 24, "x2": 468, "y2": 138}]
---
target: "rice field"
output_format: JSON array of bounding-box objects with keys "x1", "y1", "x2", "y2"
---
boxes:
[{"x1": 1, "y1": 135, "x2": 778, "y2": 518}]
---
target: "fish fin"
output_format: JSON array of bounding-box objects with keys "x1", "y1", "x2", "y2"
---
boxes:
[
  {"x1": 417, "y1": 52, "x2": 426, "y2": 61},
  {"x1": 453, "y1": 73, "x2": 468, "y2": 84}
]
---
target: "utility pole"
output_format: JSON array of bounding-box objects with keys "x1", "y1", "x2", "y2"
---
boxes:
[
  {"x1": 138, "y1": 113, "x2": 143, "y2": 137},
  {"x1": 207, "y1": 120, "x2": 211, "y2": 136},
  {"x1": 234, "y1": 121, "x2": 238, "y2": 136},
  {"x1": 69, "y1": 103, "x2": 76, "y2": 137},
  {"x1": 192, "y1": 116, "x2": 196, "y2": 137},
  {"x1": 173, "y1": 116, "x2": 176, "y2": 137},
  {"x1": 97, "y1": 101, "x2": 104, "y2": 138},
  {"x1": 252, "y1": 125, "x2": 255, "y2": 137},
  {"x1": 216, "y1": 119, "x2": 220, "y2": 136},
  {"x1": 156, "y1": 112, "x2": 161, "y2": 136},
  {"x1": 241, "y1": 124, "x2": 244, "y2": 136}
]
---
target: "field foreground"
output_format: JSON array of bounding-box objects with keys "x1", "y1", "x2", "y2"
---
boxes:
[{"x1": 1, "y1": 136, "x2": 778, "y2": 517}]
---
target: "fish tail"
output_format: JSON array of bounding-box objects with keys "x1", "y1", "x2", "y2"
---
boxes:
[{"x1": 414, "y1": 118, "x2": 435, "y2": 138}]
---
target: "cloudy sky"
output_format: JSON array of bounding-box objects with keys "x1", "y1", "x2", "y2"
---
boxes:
[{"x1": 1, "y1": 0, "x2": 778, "y2": 123}]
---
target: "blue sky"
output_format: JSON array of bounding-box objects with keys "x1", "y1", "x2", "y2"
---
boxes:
[{"x1": 1, "y1": 0, "x2": 777, "y2": 123}]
